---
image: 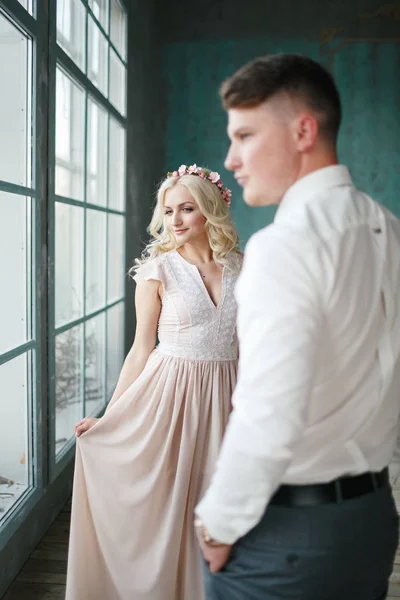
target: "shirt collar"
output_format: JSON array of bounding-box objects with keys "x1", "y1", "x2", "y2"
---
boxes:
[{"x1": 275, "y1": 165, "x2": 353, "y2": 223}]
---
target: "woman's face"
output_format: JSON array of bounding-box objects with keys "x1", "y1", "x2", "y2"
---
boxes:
[{"x1": 164, "y1": 185, "x2": 207, "y2": 245}]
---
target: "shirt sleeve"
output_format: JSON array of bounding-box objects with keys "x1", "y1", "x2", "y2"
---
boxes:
[{"x1": 195, "y1": 226, "x2": 325, "y2": 544}]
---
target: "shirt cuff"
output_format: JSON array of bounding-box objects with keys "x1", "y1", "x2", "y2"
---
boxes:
[{"x1": 195, "y1": 491, "x2": 242, "y2": 545}]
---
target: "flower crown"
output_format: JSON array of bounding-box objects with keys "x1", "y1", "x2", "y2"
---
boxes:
[{"x1": 167, "y1": 164, "x2": 232, "y2": 206}]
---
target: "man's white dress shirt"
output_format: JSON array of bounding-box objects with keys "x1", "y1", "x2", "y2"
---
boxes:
[{"x1": 196, "y1": 165, "x2": 400, "y2": 545}]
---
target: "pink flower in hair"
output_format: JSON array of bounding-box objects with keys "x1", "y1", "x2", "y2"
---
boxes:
[
  {"x1": 167, "y1": 164, "x2": 232, "y2": 207},
  {"x1": 178, "y1": 165, "x2": 187, "y2": 176},
  {"x1": 209, "y1": 171, "x2": 220, "y2": 183}
]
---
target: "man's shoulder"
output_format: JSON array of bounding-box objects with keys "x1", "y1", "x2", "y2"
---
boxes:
[
  {"x1": 244, "y1": 186, "x2": 400, "y2": 263},
  {"x1": 245, "y1": 220, "x2": 315, "y2": 255},
  {"x1": 293, "y1": 185, "x2": 389, "y2": 241},
  {"x1": 378, "y1": 202, "x2": 400, "y2": 226},
  {"x1": 241, "y1": 225, "x2": 320, "y2": 284}
]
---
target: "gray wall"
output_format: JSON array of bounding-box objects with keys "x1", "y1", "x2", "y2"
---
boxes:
[
  {"x1": 124, "y1": 0, "x2": 166, "y2": 350},
  {"x1": 158, "y1": 0, "x2": 398, "y2": 42}
]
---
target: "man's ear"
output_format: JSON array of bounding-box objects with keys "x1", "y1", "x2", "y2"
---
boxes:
[{"x1": 293, "y1": 113, "x2": 319, "y2": 152}]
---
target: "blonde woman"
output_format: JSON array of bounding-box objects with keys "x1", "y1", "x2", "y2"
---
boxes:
[{"x1": 66, "y1": 165, "x2": 242, "y2": 600}]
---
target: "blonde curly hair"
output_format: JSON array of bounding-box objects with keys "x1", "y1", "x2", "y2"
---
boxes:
[{"x1": 131, "y1": 168, "x2": 241, "y2": 274}]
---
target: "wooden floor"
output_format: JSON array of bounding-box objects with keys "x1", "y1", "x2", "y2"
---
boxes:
[
  {"x1": 2, "y1": 500, "x2": 70, "y2": 599},
  {"x1": 3, "y1": 493, "x2": 400, "y2": 599}
]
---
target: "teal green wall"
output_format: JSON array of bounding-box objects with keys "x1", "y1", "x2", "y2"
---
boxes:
[
  {"x1": 335, "y1": 42, "x2": 400, "y2": 217},
  {"x1": 164, "y1": 37, "x2": 400, "y2": 245}
]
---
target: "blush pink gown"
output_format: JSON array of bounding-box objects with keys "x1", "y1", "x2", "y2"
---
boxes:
[{"x1": 65, "y1": 250, "x2": 241, "y2": 600}]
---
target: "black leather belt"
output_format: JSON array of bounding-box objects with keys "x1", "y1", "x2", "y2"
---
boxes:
[{"x1": 270, "y1": 468, "x2": 389, "y2": 507}]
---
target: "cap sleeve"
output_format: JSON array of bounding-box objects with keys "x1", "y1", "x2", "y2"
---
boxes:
[{"x1": 132, "y1": 259, "x2": 163, "y2": 284}]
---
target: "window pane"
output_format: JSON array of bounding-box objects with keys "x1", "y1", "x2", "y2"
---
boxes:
[
  {"x1": 85, "y1": 313, "x2": 105, "y2": 416},
  {"x1": 0, "y1": 192, "x2": 30, "y2": 356},
  {"x1": 107, "y1": 214, "x2": 125, "y2": 302},
  {"x1": 86, "y1": 209, "x2": 106, "y2": 313},
  {"x1": 108, "y1": 117, "x2": 126, "y2": 211},
  {"x1": 16, "y1": 0, "x2": 34, "y2": 14},
  {"x1": 0, "y1": 352, "x2": 32, "y2": 520},
  {"x1": 87, "y1": 98, "x2": 108, "y2": 207},
  {"x1": 55, "y1": 68, "x2": 85, "y2": 200},
  {"x1": 55, "y1": 202, "x2": 84, "y2": 327},
  {"x1": 89, "y1": 0, "x2": 109, "y2": 32},
  {"x1": 109, "y1": 49, "x2": 126, "y2": 116},
  {"x1": 0, "y1": 14, "x2": 31, "y2": 187},
  {"x1": 110, "y1": 0, "x2": 126, "y2": 60},
  {"x1": 88, "y1": 16, "x2": 108, "y2": 97},
  {"x1": 57, "y1": 0, "x2": 86, "y2": 72},
  {"x1": 106, "y1": 302, "x2": 124, "y2": 400},
  {"x1": 55, "y1": 324, "x2": 83, "y2": 456}
]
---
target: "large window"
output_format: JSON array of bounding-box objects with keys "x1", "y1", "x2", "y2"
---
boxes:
[
  {"x1": 0, "y1": 9, "x2": 35, "y2": 523},
  {"x1": 0, "y1": 0, "x2": 127, "y2": 530},
  {"x1": 52, "y1": 0, "x2": 127, "y2": 468}
]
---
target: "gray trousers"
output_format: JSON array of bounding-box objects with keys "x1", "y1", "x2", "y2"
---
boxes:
[{"x1": 203, "y1": 485, "x2": 398, "y2": 600}]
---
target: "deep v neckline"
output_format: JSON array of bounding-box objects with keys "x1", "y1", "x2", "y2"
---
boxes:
[{"x1": 174, "y1": 250, "x2": 226, "y2": 310}]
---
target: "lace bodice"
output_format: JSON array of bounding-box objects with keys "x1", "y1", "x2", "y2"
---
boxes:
[{"x1": 133, "y1": 250, "x2": 242, "y2": 361}]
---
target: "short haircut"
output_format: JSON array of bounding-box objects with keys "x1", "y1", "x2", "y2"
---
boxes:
[{"x1": 220, "y1": 54, "x2": 342, "y2": 143}]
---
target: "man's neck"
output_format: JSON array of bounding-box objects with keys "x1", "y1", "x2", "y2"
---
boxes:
[{"x1": 294, "y1": 148, "x2": 339, "y2": 185}]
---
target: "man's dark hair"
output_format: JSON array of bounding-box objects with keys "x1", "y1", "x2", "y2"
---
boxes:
[{"x1": 220, "y1": 54, "x2": 342, "y2": 143}]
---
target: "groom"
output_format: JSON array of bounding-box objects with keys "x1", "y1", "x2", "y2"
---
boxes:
[{"x1": 194, "y1": 54, "x2": 400, "y2": 599}]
